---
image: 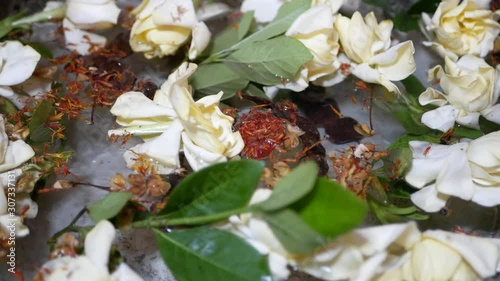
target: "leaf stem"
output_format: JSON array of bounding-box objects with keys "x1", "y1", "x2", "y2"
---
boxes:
[
  {"x1": 12, "y1": 4, "x2": 66, "y2": 26},
  {"x1": 132, "y1": 207, "x2": 250, "y2": 229}
]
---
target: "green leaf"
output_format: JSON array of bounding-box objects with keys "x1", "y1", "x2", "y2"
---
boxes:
[
  {"x1": 383, "y1": 148, "x2": 413, "y2": 179},
  {"x1": 154, "y1": 227, "x2": 271, "y2": 281},
  {"x1": 479, "y1": 116, "x2": 500, "y2": 134},
  {"x1": 223, "y1": 36, "x2": 312, "y2": 85},
  {"x1": 244, "y1": 83, "x2": 269, "y2": 100},
  {"x1": 234, "y1": 0, "x2": 311, "y2": 49},
  {"x1": 87, "y1": 192, "x2": 132, "y2": 222},
  {"x1": 291, "y1": 178, "x2": 367, "y2": 238},
  {"x1": 393, "y1": 14, "x2": 420, "y2": 32},
  {"x1": 452, "y1": 126, "x2": 483, "y2": 139},
  {"x1": 158, "y1": 160, "x2": 264, "y2": 222},
  {"x1": 407, "y1": 0, "x2": 441, "y2": 14},
  {"x1": 392, "y1": 104, "x2": 431, "y2": 135},
  {"x1": 401, "y1": 75, "x2": 426, "y2": 97},
  {"x1": 0, "y1": 97, "x2": 18, "y2": 115},
  {"x1": 254, "y1": 162, "x2": 318, "y2": 212},
  {"x1": 263, "y1": 208, "x2": 326, "y2": 255},
  {"x1": 29, "y1": 100, "x2": 55, "y2": 143},
  {"x1": 209, "y1": 11, "x2": 255, "y2": 54},
  {"x1": 190, "y1": 63, "x2": 249, "y2": 99},
  {"x1": 0, "y1": 9, "x2": 28, "y2": 39},
  {"x1": 388, "y1": 133, "x2": 438, "y2": 150}
]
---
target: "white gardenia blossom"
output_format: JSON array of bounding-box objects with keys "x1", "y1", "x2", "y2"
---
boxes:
[
  {"x1": 62, "y1": 0, "x2": 120, "y2": 55},
  {"x1": 335, "y1": 12, "x2": 416, "y2": 93},
  {"x1": 280, "y1": 4, "x2": 342, "y2": 91},
  {"x1": 419, "y1": 55, "x2": 500, "y2": 132},
  {"x1": 109, "y1": 62, "x2": 244, "y2": 173},
  {"x1": 130, "y1": 0, "x2": 211, "y2": 59},
  {"x1": 36, "y1": 220, "x2": 144, "y2": 281},
  {"x1": 421, "y1": 0, "x2": 500, "y2": 61},
  {"x1": 224, "y1": 190, "x2": 500, "y2": 281},
  {"x1": 405, "y1": 131, "x2": 500, "y2": 212}
]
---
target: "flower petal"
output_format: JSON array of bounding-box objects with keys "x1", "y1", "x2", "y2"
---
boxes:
[
  {"x1": 66, "y1": 0, "x2": 121, "y2": 29},
  {"x1": 111, "y1": 263, "x2": 145, "y2": 281},
  {"x1": 471, "y1": 185, "x2": 500, "y2": 207},
  {"x1": 63, "y1": 19, "x2": 107, "y2": 55},
  {"x1": 0, "y1": 41, "x2": 41, "y2": 86},
  {"x1": 410, "y1": 184, "x2": 450, "y2": 212},
  {"x1": 435, "y1": 148, "x2": 475, "y2": 200},
  {"x1": 0, "y1": 140, "x2": 35, "y2": 173},
  {"x1": 188, "y1": 22, "x2": 211, "y2": 60},
  {"x1": 418, "y1": 87, "x2": 448, "y2": 107},
  {"x1": 182, "y1": 132, "x2": 226, "y2": 171},
  {"x1": 240, "y1": 0, "x2": 283, "y2": 23},
  {"x1": 152, "y1": 0, "x2": 197, "y2": 27},
  {"x1": 84, "y1": 220, "x2": 115, "y2": 272},
  {"x1": 421, "y1": 105, "x2": 459, "y2": 132},
  {"x1": 370, "y1": 41, "x2": 416, "y2": 81}
]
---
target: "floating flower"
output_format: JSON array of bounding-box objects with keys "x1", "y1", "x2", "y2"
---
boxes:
[
  {"x1": 130, "y1": 0, "x2": 211, "y2": 59},
  {"x1": 110, "y1": 62, "x2": 244, "y2": 173},
  {"x1": 66, "y1": 0, "x2": 121, "y2": 29},
  {"x1": 421, "y1": 0, "x2": 500, "y2": 61},
  {"x1": 35, "y1": 220, "x2": 144, "y2": 281},
  {"x1": 405, "y1": 131, "x2": 500, "y2": 212},
  {"x1": 419, "y1": 55, "x2": 500, "y2": 132},
  {"x1": 280, "y1": 5, "x2": 341, "y2": 91},
  {"x1": 335, "y1": 12, "x2": 416, "y2": 93}
]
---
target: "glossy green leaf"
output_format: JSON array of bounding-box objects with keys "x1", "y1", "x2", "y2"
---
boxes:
[
  {"x1": 0, "y1": 10, "x2": 28, "y2": 39},
  {"x1": 254, "y1": 162, "x2": 318, "y2": 212},
  {"x1": 234, "y1": 0, "x2": 311, "y2": 49},
  {"x1": 29, "y1": 100, "x2": 55, "y2": 143},
  {"x1": 452, "y1": 126, "x2": 483, "y2": 139},
  {"x1": 154, "y1": 227, "x2": 271, "y2": 281},
  {"x1": 291, "y1": 178, "x2": 367, "y2": 238},
  {"x1": 190, "y1": 63, "x2": 249, "y2": 99},
  {"x1": 224, "y1": 36, "x2": 312, "y2": 85},
  {"x1": 87, "y1": 192, "x2": 132, "y2": 222},
  {"x1": 401, "y1": 75, "x2": 426, "y2": 97},
  {"x1": 263, "y1": 209, "x2": 326, "y2": 255},
  {"x1": 22, "y1": 41, "x2": 53, "y2": 59},
  {"x1": 209, "y1": 11, "x2": 255, "y2": 54},
  {"x1": 158, "y1": 160, "x2": 264, "y2": 222}
]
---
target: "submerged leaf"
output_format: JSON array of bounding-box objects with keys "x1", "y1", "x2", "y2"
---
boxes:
[{"x1": 87, "y1": 192, "x2": 132, "y2": 222}]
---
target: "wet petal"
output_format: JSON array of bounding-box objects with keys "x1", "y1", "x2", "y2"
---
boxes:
[
  {"x1": 0, "y1": 41, "x2": 41, "y2": 86},
  {"x1": 182, "y1": 132, "x2": 226, "y2": 171}
]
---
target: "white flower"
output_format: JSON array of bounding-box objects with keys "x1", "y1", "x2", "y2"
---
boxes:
[
  {"x1": 421, "y1": 0, "x2": 500, "y2": 61},
  {"x1": 335, "y1": 12, "x2": 416, "y2": 93},
  {"x1": 0, "y1": 116, "x2": 35, "y2": 173},
  {"x1": 66, "y1": 0, "x2": 121, "y2": 30},
  {"x1": 130, "y1": 0, "x2": 211, "y2": 59},
  {"x1": 405, "y1": 131, "x2": 500, "y2": 212},
  {"x1": 37, "y1": 220, "x2": 144, "y2": 281},
  {"x1": 0, "y1": 41, "x2": 42, "y2": 108},
  {"x1": 419, "y1": 55, "x2": 500, "y2": 132},
  {"x1": 110, "y1": 62, "x2": 244, "y2": 173},
  {"x1": 280, "y1": 5, "x2": 341, "y2": 91}
]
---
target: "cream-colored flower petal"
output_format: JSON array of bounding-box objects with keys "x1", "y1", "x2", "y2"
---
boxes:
[
  {"x1": 456, "y1": 112, "x2": 481, "y2": 129},
  {"x1": 418, "y1": 87, "x2": 448, "y2": 106},
  {"x1": 0, "y1": 140, "x2": 35, "y2": 173},
  {"x1": 410, "y1": 238, "x2": 462, "y2": 281},
  {"x1": 0, "y1": 41, "x2": 41, "y2": 86},
  {"x1": 421, "y1": 105, "x2": 459, "y2": 132},
  {"x1": 302, "y1": 247, "x2": 365, "y2": 280},
  {"x1": 16, "y1": 193, "x2": 38, "y2": 219},
  {"x1": 0, "y1": 189, "x2": 6, "y2": 214},
  {"x1": 66, "y1": 0, "x2": 121, "y2": 29},
  {"x1": 287, "y1": 5, "x2": 334, "y2": 36},
  {"x1": 182, "y1": 132, "x2": 226, "y2": 171},
  {"x1": 84, "y1": 220, "x2": 115, "y2": 272},
  {"x1": 277, "y1": 67, "x2": 310, "y2": 92},
  {"x1": 423, "y1": 230, "x2": 500, "y2": 279},
  {"x1": 410, "y1": 184, "x2": 449, "y2": 212},
  {"x1": 38, "y1": 256, "x2": 110, "y2": 281},
  {"x1": 351, "y1": 63, "x2": 399, "y2": 93},
  {"x1": 188, "y1": 22, "x2": 211, "y2": 60},
  {"x1": 240, "y1": 0, "x2": 283, "y2": 23},
  {"x1": 481, "y1": 104, "x2": 500, "y2": 124},
  {"x1": 63, "y1": 18, "x2": 107, "y2": 55},
  {"x1": 110, "y1": 91, "x2": 176, "y2": 126},
  {"x1": 370, "y1": 41, "x2": 416, "y2": 81},
  {"x1": 152, "y1": 0, "x2": 197, "y2": 27},
  {"x1": 268, "y1": 252, "x2": 290, "y2": 280},
  {"x1": 422, "y1": 41, "x2": 459, "y2": 61},
  {"x1": 157, "y1": 62, "x2": 197, "y2": 108}
]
